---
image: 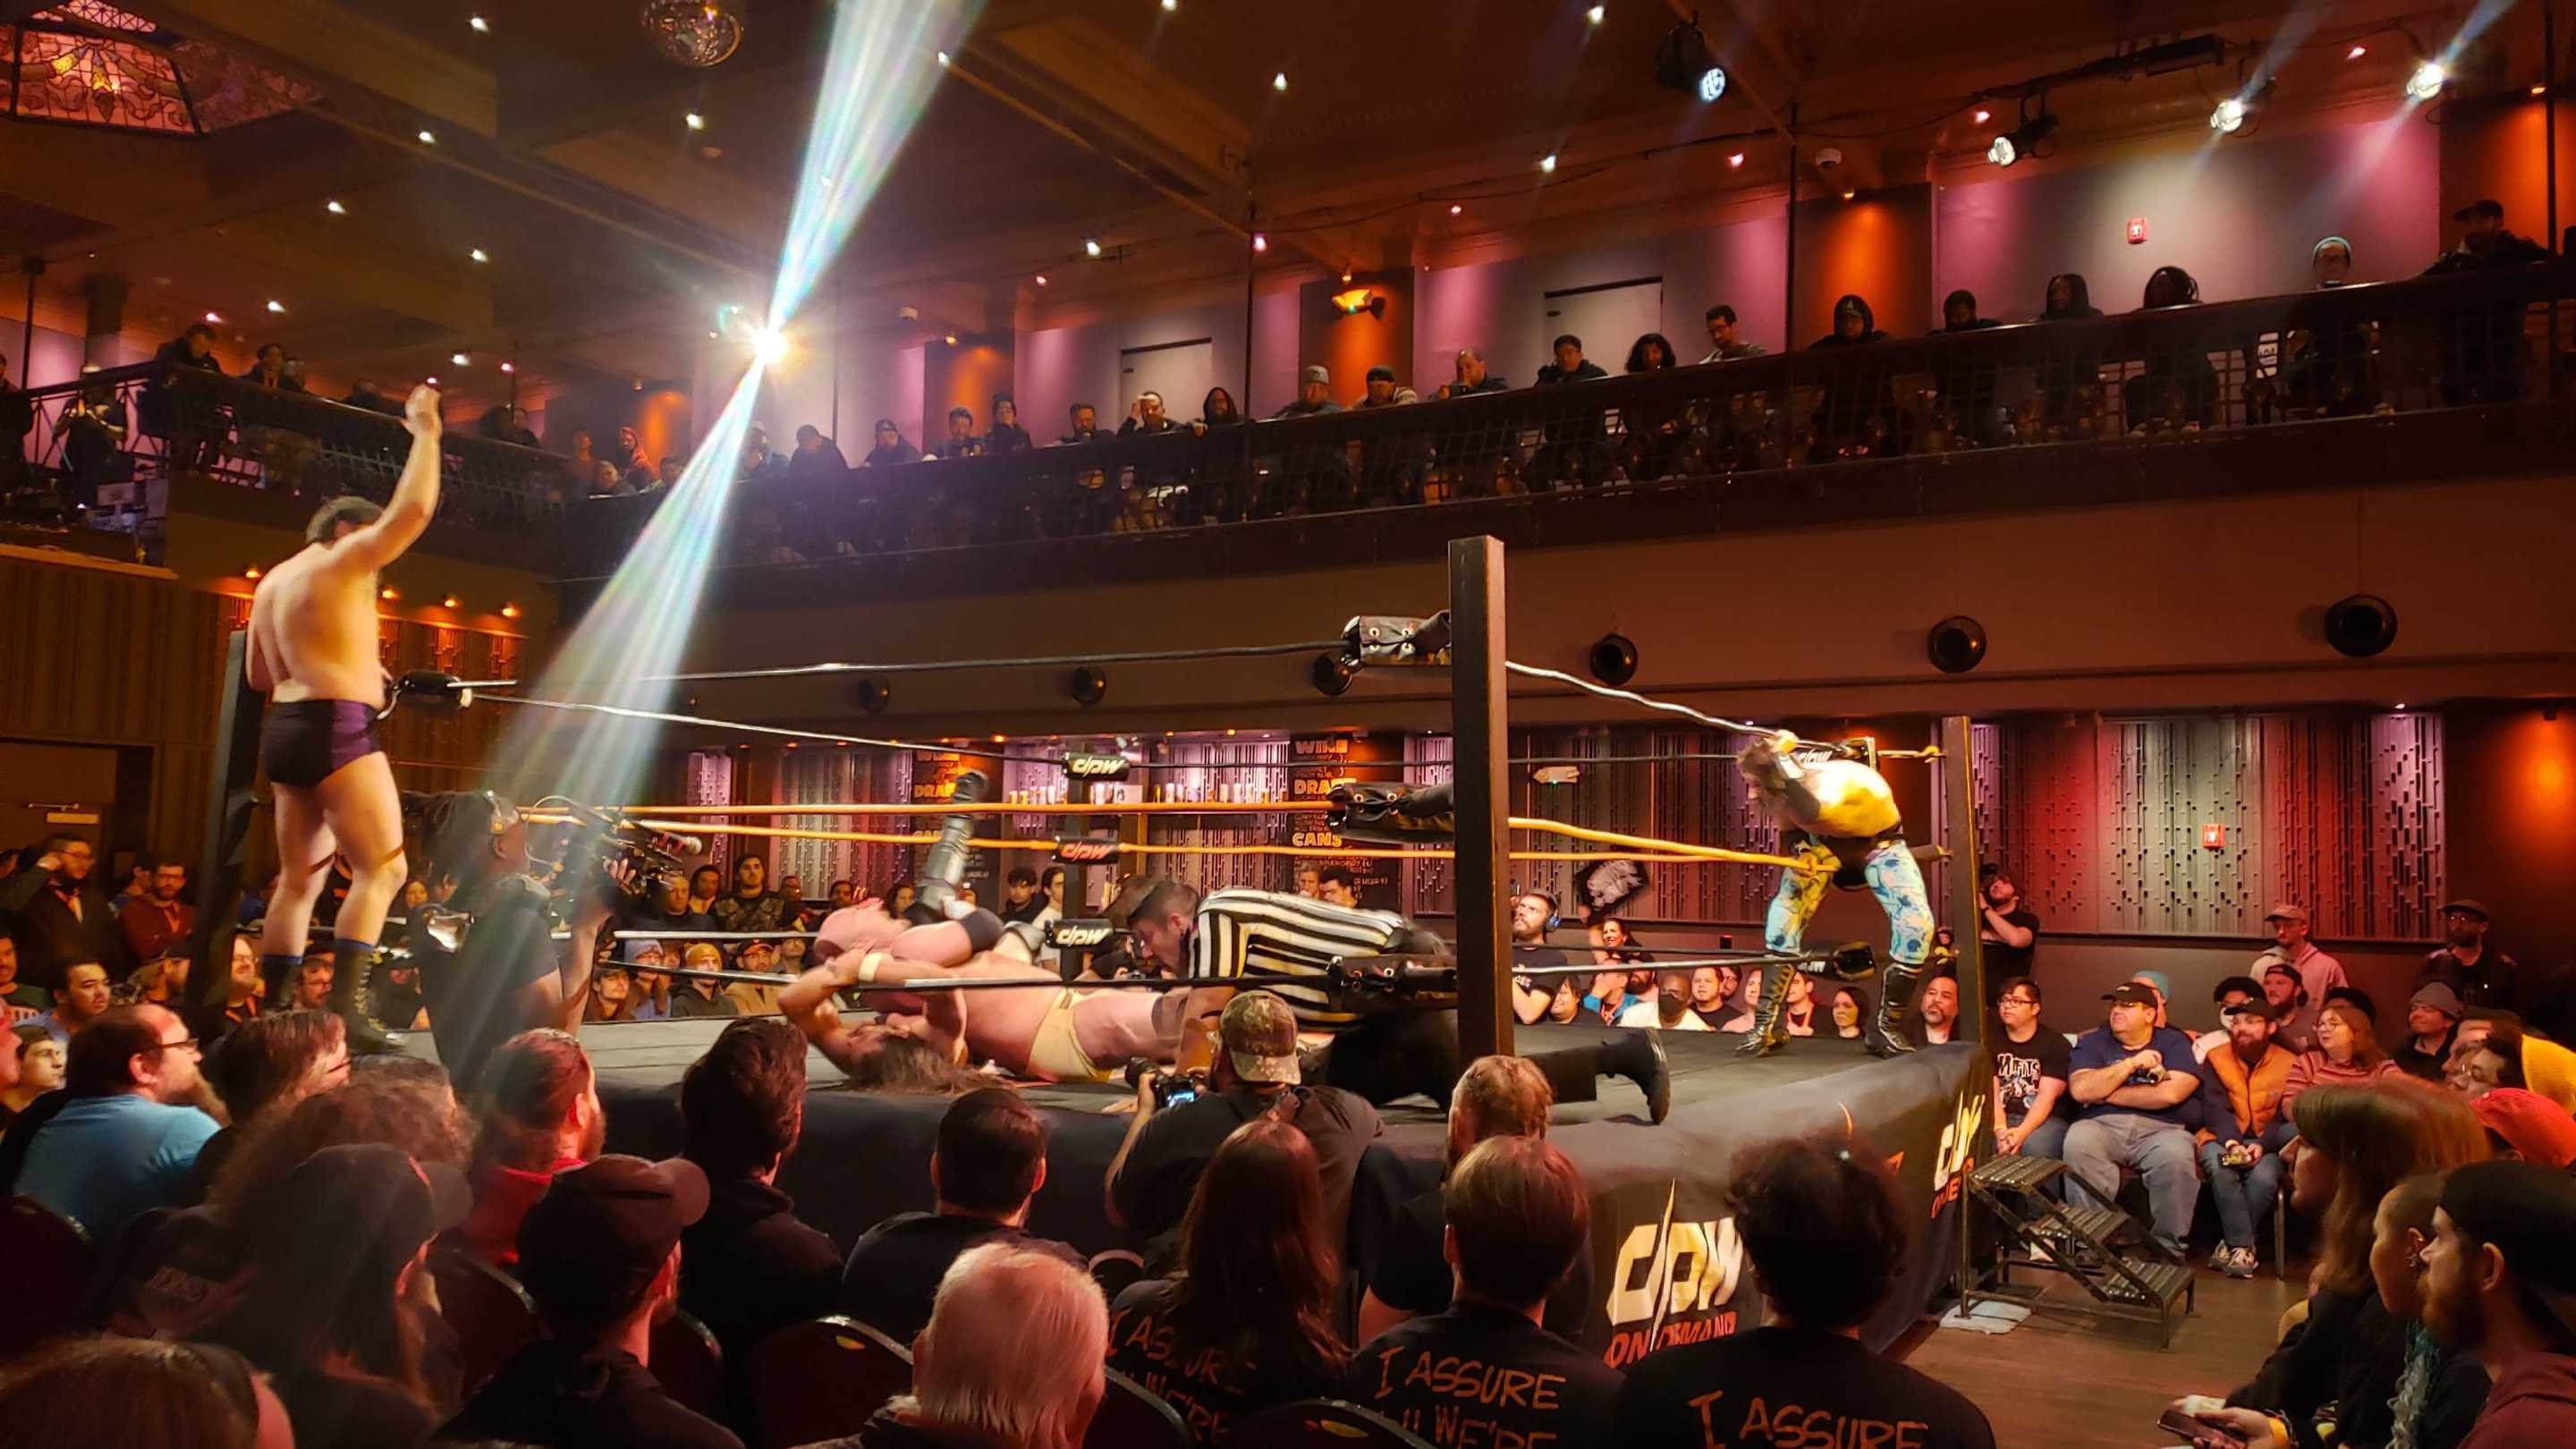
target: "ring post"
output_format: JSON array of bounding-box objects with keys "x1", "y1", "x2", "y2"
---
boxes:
[
  {"x1": 1449, "y1": 536, "x2": 1512, "y2": 1061},
  {"x1": 182, "y1": 629, "x2": 264, "y2": 1040},
  {"x1": 1937, "y1": 714, "x2": 1987, "y2": 1038}
]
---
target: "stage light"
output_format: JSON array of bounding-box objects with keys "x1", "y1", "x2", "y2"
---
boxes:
[
  {"x1": 1586, "y1": 5, "x2": 1606, "y2": 24},
  {"x1": 1588, "y1": 633, "x2": 1639, "y2": 686},
  {"x1": 1273, "y1": 71, "x2": 1288, "y2": 92},
  {"x1": 1083, "y1": 236, "x2": 1103, "y2": 258},
  {"x1": 2325, "y1": 594, "x2": 2400, "y2": 657},
  {"x1": 1697, "y1": 66, "x2": 1727, "y2": 102},
  {"x1": 326, "y1": 199, "x2": 346, "y2": 215},
  {"x1": 2406, "y1": 61, "x2": 2446, "y2": 100},
  {"x1": 1987, "y1": 111, "x2": 2056, "y2": 167},
  {"x1": 450, "y1": 352, "x2": 469, "y2": 366},
  {"x1": 1252, "y1": 233, "x2": 1268, "y2": 252},
  {"x1": 2210, "y1": 97, "x2": 2247, "y2": 132},
  {"x1": 1927, "y1": 616, "x2": 1988, "y2": 674},
  {"x1": 1727, "y1": 151, "x2": 1744, "y2": 166},
  {"x1": 469, "y1": 14, "x2": 488, "y2": 33},
  {"x1": 1067, "y1": 665, "x2": 1109, "y2": 707},
  {"x1": 418, "y1": 129, "x2": 437, "y2": 145},
  {"x1": 1538, "y1": 152, "x2": 1558, "y2": 173},
  {"x1": 750, "y1": 326, "x2": 789, "y2": 365},
  {"x1": 1654, "y1": 19, "x2": 1727, "y2": 103},
  {"x1": 686, "y1": 112, "x2": 706, "y2": 130},
  {"x1": 265, "y1": 300, "x2": 285, "y2": 313},
  {"x1": 469, "y1": 248, "x2": 489, "y2": 263}
]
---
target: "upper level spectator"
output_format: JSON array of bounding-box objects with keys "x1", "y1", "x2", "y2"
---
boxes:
[
  {"x1": 1273, "y1": 366, "x2": 1344, "y2": 419},
  {"x1": 1120, "y1": 390, "x2": 1181, "y2": 435},
  {"x1": 1107, "y1": 1116, "x2": 1349, "y2": 1443},
  {"x1": 1435, "y1": 347, "x2": 1509, "y2": 399},
  {"x1": 984, "y1": 396, "x2": 1032, "y2": 454},
  {"x1": 1348, "y1": 1136, "x2": 1619, "y2": 1449},
  {"x1": 2424, "y1": 199, "x2": 2554, "y2": 274},
  {"x1": 1615, "y1": 1134, "x2": 1996, "y2": 1449},
  {"x1": 1360, "y1": 1054, "x2": 1592, "y2": 1342},
  {"x1": 201, "y1": 1142, "x2": 466, "y2": 1449},
  {"x1": 1700, "y1": 303, "x2": 1766, "y2": 362},
  {"x1": 448, "y1": 1155, "x2": 743, "y2": 1449},
  {"x1": 615, "y1": 427, "x2": 656, "y2": 489},
  {"x1": 1, "y1": 833, "x2": 124, "y2": 984},
  {"x1": 863, "y1": 419, "x2": 920, "y2": 467},
  {"x1": 1624, "y1": 332, "x2": 1679, "y2": 371},
  {"x1": 2424, "y1": 1161, "x2": 2576, "y2": 1448},
  {"x1": 930, "y1": 407, "x2": 983, "y2": 461},
  {"x1": 17, "y1": 1003, "x2": 216, "y2": 1240},
  {"x1": 843, "y1": 1086, "x2": 1079, "y2": 1341},
  {"x1": 1196, "y1": 386, "x2": 1244, "y2": 429},
  {"x1": 2063, "y1": 982, "x2": 2203, "y2": 1254},
  {"x1": 741, "y1": 425, "x2": 789, "y2": 482},
  {"x1": 1058, "y1": 402, "x2": 1114, "y2": 445},
  {"x1": 0, "y1": 1337, "x2": 289, "y2": 1449},
  {"x1": 788, "y1": 424, "x2": 851, "y2": 481},
  {"x1": 821, "y1": 1241, "x2": 1109, "y2": 1449},
  {"x1": 118, "y1": 858, "x2": 194, "y2": 965},
  {"x1": 2038, "y1": 271, "x2": 2104, "y2": 321},
  {"x1": 1106, "y1": 989, "x2": 1381, "y2": 1268},
  {"x1": 451, "y1": 1027, "x2": 603, "y2": 1267},
  {"x1": 678, "y1": 1017, "x2": 839, "y2": 1362},
  {"x1": 2256, "y1": 902, "x2": 2346, "y2": 1051},
  {"x1": 2127, "y1": 264, "x2": 2219, "y2": 429},
  {"x1": 1356, "y1": 366, "x2": 1416, "y2": 408}
]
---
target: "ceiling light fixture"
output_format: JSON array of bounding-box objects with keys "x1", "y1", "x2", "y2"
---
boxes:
[
  {"x1": 1272, "y1": 71, "x2": 1288, "y2": 91},
  {"x1": 469, "y1": 248, "x2": 488, "y2": 263},
  {"x1": 1654, "y1": 18, "x2": 1726, "y2": 103},
  {"x1": 1448, "y1": 202, "x2": 1463, "y2": 215},
  {"x1": 450, "y1": 352, "x2": 469, "y2": 366},
  {"x1": 1987, "y1": 108, "x2": 2057, "y2": 167},
  {"x1": 417, "y1": 129, "x2": 436, "y2": 145},
  {"x1": 2346, "y1": 44, "x2": 2368, "y2": 60},
  {"x1": 2210, "y1": 78, "x2": 2272, "y2": 136},
  {"x1": 936, "y1": 50, "x2": 950, "y2": 66},
  {"x1": 1973, "y1": 107, "x2": 1991, "y2": 123},
  {"x1": 443, "y1": 595, "x2": 462, "y2": 608},
  {"x1": 1034, "y1": 274, "x2": 1048, "y2": 285},
  {"x1": 1727, "y1": 151, "x2": 1744, "y2": 166},
  {"x1": 204, "y1": 310, "x2": 223, "y2": 324},
  {"x1": 379, "y1": 587, "x2": 398, "y2": 601},
  {"x1": 501, "y1": 602, "x2": 520, "y2": 619},
  {"x1": 1251, "y1": 233, "x2": 1267, "y2": 252},
  {"x1": 469, "y1": 14, "x2": 487, "y2": 33},
  {"x1": 1083, "y1": 236, "x2": 1103, "y2": 258},
  {"x1": 424, "y1": 376, "x2": 438, "y2": 386},
  {"x1": 326, "y1": 199, "x2": 346, "y2": 215},
  {"x1": 685, "y1": 111, "x2": 706, "y2": 130},
  {"x1": 265, "y1": 300, "x2": 285, "y2": 313},
  {"x1": 2534, "y1": 83, "x2": 2550, "y2": 97},
  {"x1": 943, "y1": 333, "x2": 958, "y2": 346},
  {"x1": 750, "y1": 326, "x2": 789, "y2": 366},
  {"x1": 1841, "y1": 190, "x2": 1856, "y2": 201},
  {"x1": 500, "y1": 361, "x2": 515, "y2": 374},
  {"x1": 1162, "y1": 0, "x2": 1177, "y2": 10},
  {"x1": 1538, "y1": 152, "x2": 1558, "y2": 173},
  {"x1": 1587, "y1": 5, "x2": 1606, "y2": 23},
  {"x1": 2406, "y1": 61, "x2": 2446, "y2": 100}
]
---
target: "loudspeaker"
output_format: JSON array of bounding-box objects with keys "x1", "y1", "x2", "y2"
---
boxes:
[
  {"x1": 1927, "y1": 615, "x2": 1987, "y2": 674},
  {"x1": 1310, "y1": 651, "x2": 1357, "y2": 698},
  {"x1": 855, "y1": 677, "x2": 893, "y2": 714},
  {"x1": 1066, "y1": 665, "x2": 1109, "y2": 707},
  {"x1": 1588, "y1": 633, "x2": 1640, "y2": 686},
  {"x1": 2324, "y1": 594, "x2": 2399, "y2": 658}
]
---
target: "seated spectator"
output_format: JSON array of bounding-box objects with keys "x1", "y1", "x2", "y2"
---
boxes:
[
  {"x1": 1058, "y1": 402, "x2": 1114, "y2": 445},
  {"x1": 677, "y1": 1019, "x2": 839, "y2": 1362},
  {"x1": 2469, "y1": 1088, "x2": 2576, "y2": 1167},
  {"x1": 1106, "y1": 990, "x2": 1381, "y2": 1270},
  {"x1": 788, "y1": 424, "x2": 851, "y2": 481},
  {"x1": 1107, "y1": 1116, "x2": 1348, "y2": 1442},
  {"x1": 202, "y1": 1142, "x2": 467, "y2": 1449},
  {"x1": 820, "y1": 1241, "x2": 1107, "y2": 1449},
  {"x1": 862, "y1": 419, "x2": 920, "y2": 467},
  {"x1": 1991, "y1": 975, "x2": 2069, "y2": 1160},
  {"x1": 1913, "y1": 970, "x2": 1962, "y2": 1045},
  {"x1": 1360, "y1": 1055, "x2": 1592, "y2": 1342},
  {"x1": 445, "y1": 1155, "x2": 743, "y2": 1449},
  {"x1": 29, "y1": 960, "x2": 111, "y2": 1044},
  {"x1": 2124, "y1": 264, "x2": 2218, "y2": 430},
  {"x1": 2195, "y1": 996, "x2": 2297, "y2": 1278},
  {"x1": 0, "y1": 928, "x2": 45, "y2": 1012},
  {"x1": 2263, "y1": 959, "x2": 2319, "y2": 1053},
  {"x1": 2449, "y1": 1012, "x2": 2576, "y2": 1111},
  {"x1": 1615, "y1": 1134, "x2": 1995, "y2": 1448},
  {"x1": 2180, "y1": 1083, "x2": 2487, "y2": 1447},
  {"x1": 2130, "y1": 970, "x2": 2175, "y2": 1029},
  {"x1": 1355, "y1": 365, "x2": 1416, "y2": 408},
  {"x1": 1272, "y1": 367, "x2": 1345, "y2": 420},
  {"x1": 843, "y1": 1086, "x2": 1078, "y2": 1340},
  {"x1": 118, "y1": 858, "x2": 193, "y2": 965},
  {"x1": 17, "y1": 1004, "x2": 216, "y2": 1239},
  {"x1": 1807, "y1": 292, "x2": 1902, "y2": 462},
  {"x1": 209, "y1": 1058, "x2": 469, "y2": 1208},
  {"x1": 928, "y1": 408, "x2": 982, "y2": 461},
  {"x1": 1935, "y1": 288, "x2": 2004, "y2": 444},
  {"x1": 291, "y1": 957, "x2": 334, "y2": 1011},
  {"x1": 983, "y1": 396, "x2": 1031, "y2": 454},
  {"x1": 1527, "y1": 335, "x2": 1611, "y2": 488},
  {"x1": 3, "y1": 1024, "x2": 63, "y2": 1118},
  {"x1": 2284, "y1": 1000, "x2": 2402, "y2": 1108},
  {"x1": 589, "y1": 963, "x2": 639, "y2": 1021},
  {"x1": 1689, "y1": 964, "x2": 1739, "y2": 1029},
  {"x1": 1619, "y1": 969, "x2": 1712, "y2": 1031},
  {"x1": 1348, "y1": 1136, "x2": 1618, "y2": 1449},
  {"x1": 1699, "y1": 303, "x2": 1766, "y2": 362},
  {"x1": 451, "y1": 1028, "x2": 603, "y2": 1267},
  {"x1": 2032, "y1": 272, "x2": 2105, "y2": 432},
  {"x1": 2326, "y1": 984, "x2": 2380, "y2": 1028},
  {"x1": 669, "y1": 943, "x2": 741, "y2": 1019},
  {"x1": 2193, "y1": 974, "x2": 2267, "y2": 1060},
  {"x1": 220, "y1": 931, "x2": 266, "y2": 1025},
  {"x1": 192, "y1": 1008, "x2": 347, "y2": 1193},
  {"x1": 2421, "y1": 1161, "x2": 2576, "y2": 1447},
  {"x1": 740, "y1": 425, "x2": 788, "y2": 482},
  {"x1": 2062, "y1": 983, "x2": 2203, "y2": 1254},
  {"x1": 0, "y1": 1337, "x2": 289, "y2": 1449},
  {"x1": 722, "y1": 939, "x2": 784, "y2": 1015},
  {"x1": 2399, "y1": 982, "x2": 2467, "y2": 1082}
]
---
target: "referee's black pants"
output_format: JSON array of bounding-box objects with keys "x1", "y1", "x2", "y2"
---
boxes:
[{"x1": 1319, "y1": 1011, "x2": 1463, "y2": 1107}]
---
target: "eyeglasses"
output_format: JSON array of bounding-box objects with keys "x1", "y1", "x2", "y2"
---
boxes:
[
  {"x1": 2000, "y1": 995, "x2": 2039, "y2": 1007},
  {"x1": 150, "y1": 1037, "x2": 202, "y2": 1057}
]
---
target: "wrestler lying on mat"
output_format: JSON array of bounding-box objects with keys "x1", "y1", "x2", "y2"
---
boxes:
[{"x1": 776, "y1": 901, "x2": 1186, "y2": 1084}]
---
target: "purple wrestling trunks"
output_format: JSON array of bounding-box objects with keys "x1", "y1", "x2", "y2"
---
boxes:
[{"x1": 258, "y1": 699, "x2": 384, "y2": 789}]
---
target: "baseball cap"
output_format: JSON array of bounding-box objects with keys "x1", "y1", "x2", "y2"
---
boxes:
[
  {"x1": 2441, "y1": 899, "x2": 2491, "y2": 921},
  {"x1": 1365, "y1": 365, "x2": 1395, "y2": 383},
  {"x1": 2452, "y1": 199, "x2": 2504, "y2": 222},
  {"x1": 247, "y1": 1143, "x2": 470, "y2": 1283},
  {"x1": 1221, "y1": 990, "x2": 1301, "y2": 1085},
  {"x1": 873, "y1": 417, "x2": 898, "y2": 432},
  {"x1": 2263, "y1": 903, "x2": 2310, "y2": 925},
  {"x1": 2441, "y1": 1160, "x2": 2576, "y2": 1336},
  {"x1": 516, "y1": 1155, "x2": 709, "y2": 1313},
  {"x1": 2102, "y1": 982, "x2": 2159, "y2": 1009},
  {"x1": 2469, "y1": 1089, "x2": 2576, "y2": 1169},
  {"x1": 2221, "y1": 996, "x2": 2280, "y2": 1023},
  {"x1": 1301, "y1": 364, "x2": 1330, "y2": 386},
  {"x1": 2130, "y1": 970, "x2": 2171, "y2": 1004},
  {"x1": 2260, "y1": 958, "x2": 2303, "y2": 983},
  {"x1": 2411, "y1": 981, "x2": 2466, "y2": 1018}
]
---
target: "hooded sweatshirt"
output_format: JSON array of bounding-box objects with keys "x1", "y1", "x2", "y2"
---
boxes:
[
  {"x1": 1809, "y1": 293, "x2": 1889, "y2": 348},
  {"x1": 2039, "y1": 273, "x2": 2102, "y2": 321},
  {"x1": 2458, "y1": 1353, "x2": 2576, "y2": 1449}
]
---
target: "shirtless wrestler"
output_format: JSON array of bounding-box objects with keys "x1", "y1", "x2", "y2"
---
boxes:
[
  {"x1": 244, "y1": 383, "x2": 443, "y2": 1051},
  {"x1": 776, "y1": 902, "x2": 1186, "y2": 1084}
]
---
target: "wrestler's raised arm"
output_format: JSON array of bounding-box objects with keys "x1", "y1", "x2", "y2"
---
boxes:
[{"x1": 332, "y1": 385, "x2": 444, "y2": 572}]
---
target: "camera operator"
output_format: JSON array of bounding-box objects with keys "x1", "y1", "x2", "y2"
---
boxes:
[
  {"x1": 407, "y1": 792, "x2": 623, "y2": 1092},
  {"x1": 1103, "y1": 990, "x2": 1380, "y2": 1273}
]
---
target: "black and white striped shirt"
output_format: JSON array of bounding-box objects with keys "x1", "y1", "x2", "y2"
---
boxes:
[{"x1": 1189, "y1": 888, "x2": 1409, "y2": 1032}]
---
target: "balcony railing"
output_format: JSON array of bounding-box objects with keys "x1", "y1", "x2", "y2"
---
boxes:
[{"x1": 6, "y1": 363, "x2": 572, "y2": 557}]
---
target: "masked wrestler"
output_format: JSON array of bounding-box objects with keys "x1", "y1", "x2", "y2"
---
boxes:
[
  {"x1": 776, "y1": 902, "x2": 1187, "y2": 1083},
  {"x1": 1738, "y1": 731, "x2": 1932, "y2": 1057},
  {"x1": 245, "y1": 384, "x2": 443, "y2": 1051}
]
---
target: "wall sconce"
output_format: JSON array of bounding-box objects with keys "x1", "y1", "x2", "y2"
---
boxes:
[{"x1": 1330, "y1": 286, "x2": 1385, "y2": 318}]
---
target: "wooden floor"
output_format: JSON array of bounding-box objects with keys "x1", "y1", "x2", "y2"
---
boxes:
[{"x1": 1897, "y1": 1263, "x2": 2304, "y2": 1448}]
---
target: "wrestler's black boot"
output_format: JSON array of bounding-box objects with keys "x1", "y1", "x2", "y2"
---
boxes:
[
  {"x1": 328, "y1": 937, "x2": 398, "y2": 1054},
  {"x1": 1597, "y1": 1029, "x2": 1672, "y2": 1124},
  {"x1": 1864, "y1": 962, "x2": 1924, "y2": 1059},
  {"x1": 908, "y1": 770, "x2": 991, "y2": 925},
  {"x1": 1734, "y1": 962, "x2": 1799, "y2": 1058}
]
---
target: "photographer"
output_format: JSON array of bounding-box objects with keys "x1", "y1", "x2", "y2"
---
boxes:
[
  {"x1": 407, "y1": 792, "x2": 622, "y2": 1092},
  {"x1": 1103, "y1": 990, "x2": 1379, "y2": 1272}
]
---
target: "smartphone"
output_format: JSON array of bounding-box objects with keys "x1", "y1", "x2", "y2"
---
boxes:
[{"x1": 2155, "y1": 1409, "x2": 2247, "y2": 1449}]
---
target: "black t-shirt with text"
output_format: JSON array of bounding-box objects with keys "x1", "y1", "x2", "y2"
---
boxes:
[
  {"x1": 1107, "y1": 1277, "x2": 1341, "y2": 1444},
  {"x1": 1979, "y1": 908, "x2": 2039, "y2": 993},
  {"x1": 1614, "y1": 1326, "x2": 1996, "y2": 1449},
  {"x1": 1347, "y1": 1301, "x2": 1623, "y2": 1449},
  {"x1": 1368, "y1": 1186, "x2": 1595, "y2": 1340},
  {"x1": 841, "y1": 1211, "x2": 1082, "y2": 1343},
  {"x1": 1992, "y1": 1024, "x2": 2072, "y2": 1127}
]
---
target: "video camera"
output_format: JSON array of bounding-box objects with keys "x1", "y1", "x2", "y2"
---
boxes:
[{"x1": 535, "y1": 799, "x2": 699, "y2": 911}]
